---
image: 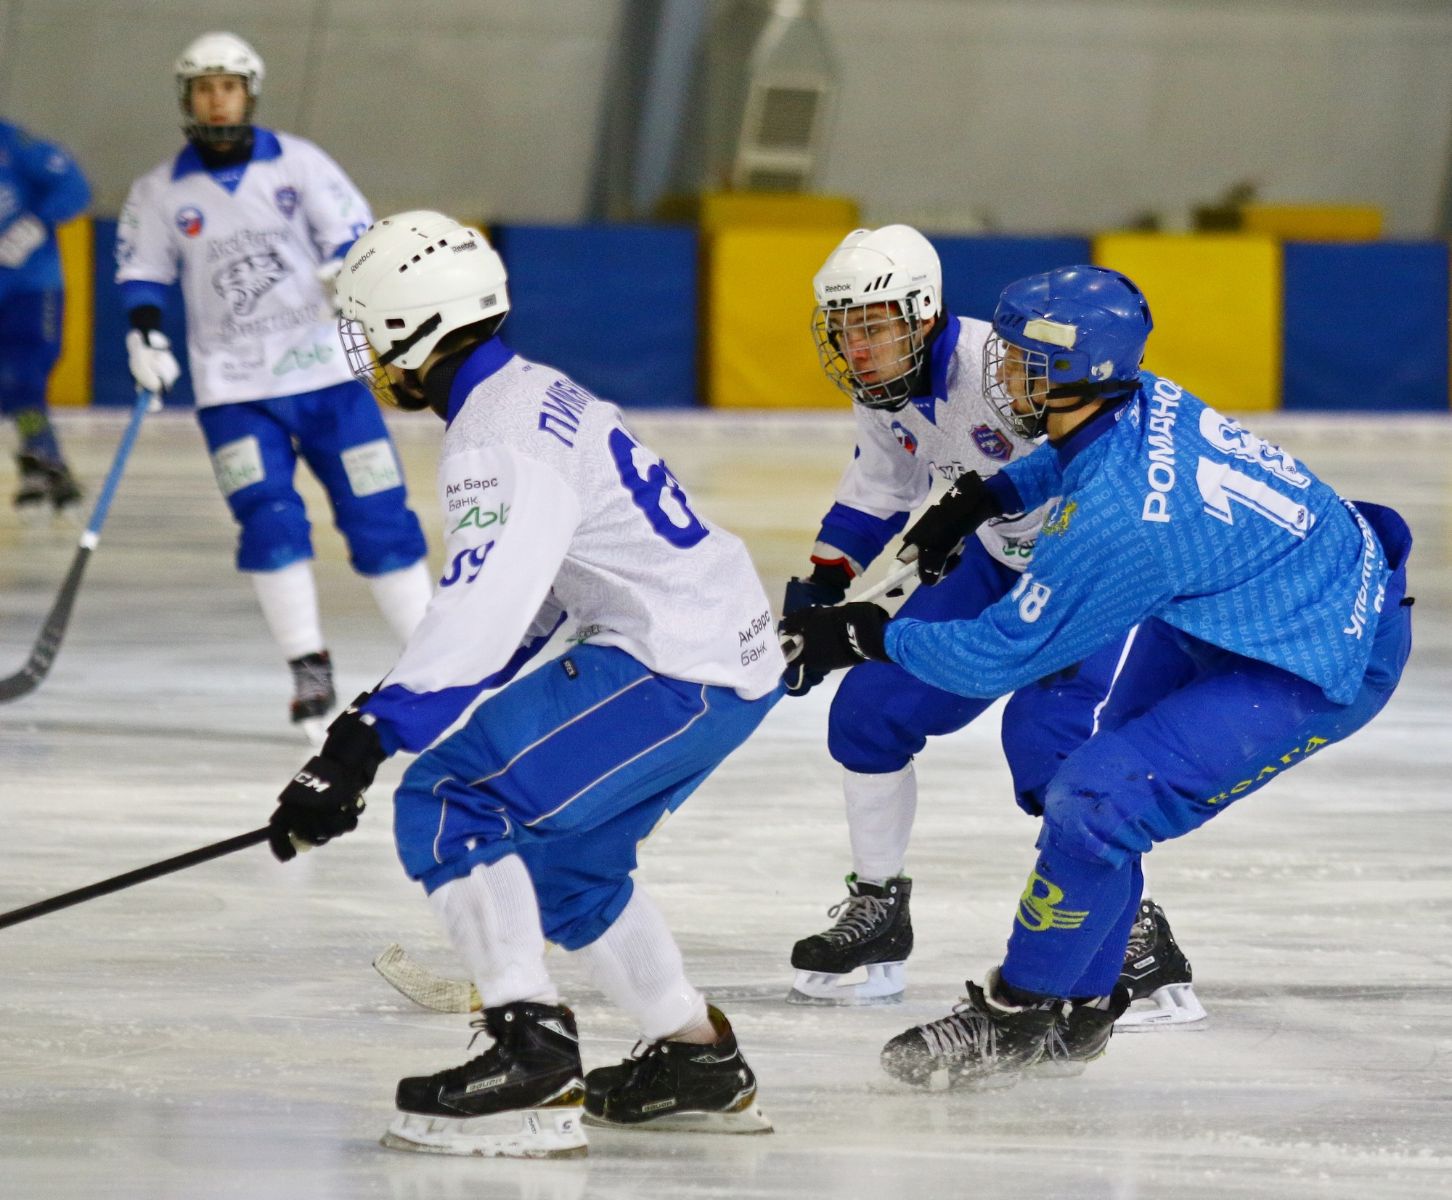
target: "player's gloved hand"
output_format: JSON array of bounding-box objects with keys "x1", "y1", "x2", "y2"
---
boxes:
[
  {"x1": 125, "y1": 329, "x2": 182, "y2": 396},
  {"x1": 268, "y1": 695, "x2": 387, "y2": 863},
  {"x1": 0, "y1": 213, "x2": 46, "y2": 268},
  {"x1": 779, "y1": 601, "x2": 890, "y2": 680},
  {"x1": 898, "y1": 472, "x2": 1004, "y2": 585},
  {"x1": 779, "y1": 561, "x2": 854, "y2": 696},
  {"x1": 316, "y1": 256, "x2": 345, "y2": 315}
]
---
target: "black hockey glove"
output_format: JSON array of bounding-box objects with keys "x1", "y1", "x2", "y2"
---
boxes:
[
  {"x1": 898, "y1": 472, "x2": 1005, "y2": 585},
  {"x1": 779, "y1": 602, "x2": 891, "y2": 679},
  {"x1": 780, "y1": 561, "x2": 855, "y2": 696},
  {"x1": 269, "y1": 695, "x2": 387, "y2": 863}
]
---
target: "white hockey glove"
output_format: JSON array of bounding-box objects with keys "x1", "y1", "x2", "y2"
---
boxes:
[
  {"x1": 316, "y1": 257, "x2": 345, "y2": 315},
  {"x1": 125, "y1": 328, "x2": 181, "y2": 395},
  {"x1": 0, "y1": 214, "x2": 46, "y2": 268}
]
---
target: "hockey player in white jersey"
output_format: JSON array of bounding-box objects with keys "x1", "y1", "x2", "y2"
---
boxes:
[
  {"x1": 115, "y1": 32, "x2": 432, "y2": 736},
  {"x1": 266, "y1": 212, "x2": 783, "y2": 1158},
  {"x1": 785, "y1": 225, "x2": 1202, "y2": 1027}
]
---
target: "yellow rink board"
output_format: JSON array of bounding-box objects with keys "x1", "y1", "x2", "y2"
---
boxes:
[
  {"x1": 1241, "y1": 203, "x2": 1382, "y2": 241},
  {"x1": 49, "y1": 217, "x2": 93, "y2": 407},
  {"x1": 707, "y1": 224, "x2": 859, "y2": 409},
  {"x1": 1093, "y1": 233, "x2": 1281, "y2": 411}
]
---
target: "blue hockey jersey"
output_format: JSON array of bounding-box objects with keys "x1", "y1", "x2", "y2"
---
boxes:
[
  {"x1": 0, "y1": 121, "x2": 90, "y2": 293},
  {"x1": 885, "y1": 372, "x2": 1393, "y2": 705}
]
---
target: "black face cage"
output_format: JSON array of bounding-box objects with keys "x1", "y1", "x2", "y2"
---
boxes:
[
  {"x1": 983, "y1": 334, "x2": 1052, "y2": 439},
  {"x1": 338, "y1": 318, "x2": 397, "y2": 407},
  {"x1": 810, "y1": 300, "x2": 926, "y2": 411}
]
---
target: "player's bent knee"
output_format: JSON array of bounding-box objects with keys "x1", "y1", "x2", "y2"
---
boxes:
[
  {"x1": 1041, "y1": 738, "x2": 1165, "y2": 869},
  {"x1": 234, "y1": 496, "x2": 312, "y2": 571},
  {"x1": 392, "y1": 762, "x2": 513, "y2": 890},
  {"x1": 826, "y1": 662, "x2": 928, "y2": 772},
  {"x1": 340, "y1": 503, "x2": 428, "y2": 576}
]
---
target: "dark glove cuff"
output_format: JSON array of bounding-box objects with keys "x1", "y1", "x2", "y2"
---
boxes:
[
  {"x1": 806, "y1": 559, "x2": 855, "y2": 594},
  {"x1": 320, "y1": 696, "x2": 387, "y2": 786},
  {"x1": 128, "y1": 304, "x2": 162, "y2": 334}
]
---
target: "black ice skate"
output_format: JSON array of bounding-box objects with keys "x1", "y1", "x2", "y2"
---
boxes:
[
  {"x1": 1115, "y1": 899, "x2": 1207, "y2": 1031},
  {"x1": 382, "y1": 1000, "x2": 587, "y2": 1158},
  {"x1": 287, "y1": 650, "x2": 336, "y2": 744},
  {"x1": 13, "y1": 453, "x2": 81, "y2": 521},
  {"x1": 583, "y1": 1006, "x2": 771, "y2": 1134},
  {"x1": 880, "y1": 969, "x2": 1066, "y2": 1091},
  {"x1": 1031, "y1": 984, "x2": 1133, "y2": 1078},
  {"x1": 788, "y1": 874, "x2": 912, "y2": 1005}
]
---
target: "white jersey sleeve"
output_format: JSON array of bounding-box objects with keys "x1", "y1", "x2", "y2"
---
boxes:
[
  {"x1": 294, "y1": 140, "x2": 371, "y2": 257},
  {"x1": 834, "y1": 406, "x2": 934, "y2": 519},
  {"x1": 115, "y1": 172, "x2": 178, "y2": 286},
  {"x1": 383, "y1": 444, "x2": 580, "y2": 700}
]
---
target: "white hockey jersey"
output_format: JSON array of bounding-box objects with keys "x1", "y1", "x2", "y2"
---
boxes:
[
  {"x1": 366, "y1": 342, "x2": 784, "y2": 753},
  {"x1": 818, "y1": 314, "x2": 1047, "y2": 572},
  {"x1": 115, "y1": 129, "x2": 369, "y2": 408}
]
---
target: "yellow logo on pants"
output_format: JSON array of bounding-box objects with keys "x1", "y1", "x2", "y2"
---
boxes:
[{"x1": 1016, "y1": 871, "x2": 1089, "y2": 932}]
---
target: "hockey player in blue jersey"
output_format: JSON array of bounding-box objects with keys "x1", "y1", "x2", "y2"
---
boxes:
[
  {"x1": 784, "y1": 226, "x2": 1200, "y2": 1026},
  {"x1": 0, "y1": 119, "x2": 90, "y2": 517},
  {"x1": 782, "y1": 264, "x2": 1413, "y2": 1088},
  {"x1": 116, "y1": 33, "x2": 432, "y2": 736},
  {"x1": 266, "y1": 212, "x2": 783, "y2": 1156}
]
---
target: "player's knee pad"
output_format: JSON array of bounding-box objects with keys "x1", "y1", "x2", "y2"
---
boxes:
[
  {"x1": 827, "y1": 659, "x2": 988, "y2": 773},
  {"x1": 1040, "y1": 734, "x2": 1173, "y2": 870},
  {"x1": 232, "y1": 493, "x2": 312, "y2": 572},
  {"x1": 392, "y1": 758, "x2": 513, "y2": 890},
  {"x1": 336, "y1": 492, "x2": 428, "y2": 576}
]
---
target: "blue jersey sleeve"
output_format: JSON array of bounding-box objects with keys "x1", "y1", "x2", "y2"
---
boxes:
[
  {"x1": 885, "y1": 488, "x2": 1165, "y2": 698},
  {"x1": 997, "y1": 442, "x2": 1063, "y2": 513},
  {"x1": 17, "y1": 132, "x2": 90, "y2": 228}
]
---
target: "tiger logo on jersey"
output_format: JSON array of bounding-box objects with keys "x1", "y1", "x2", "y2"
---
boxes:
[{"x1": 212, "y1": 251, "x2": 291, "y2": 317}]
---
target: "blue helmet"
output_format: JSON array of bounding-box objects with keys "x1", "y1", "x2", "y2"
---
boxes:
[{"x1": 983, "y1": 265, "x2": 1153, "y2": 438}]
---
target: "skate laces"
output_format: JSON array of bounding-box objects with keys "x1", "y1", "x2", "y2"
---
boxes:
[
  {"x1": 433, "y1": 1015, "x2": 508, "y2": 1086},
  {"x1": 916, "y1": 987, "x2": 996, "y2": 1059},
  {"x1": 821, "y1": 892, "x2": 893, "y2": 945},
  {"x1": 1123, "y1": 904, "x2": 1157, "y2": 961},
  {"x1": 290, "y1": 653, "x2": 333, "y2": 702}
]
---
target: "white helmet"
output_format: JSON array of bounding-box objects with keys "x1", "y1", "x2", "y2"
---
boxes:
[
  {"x1": 337, "y1": 211, "x2": 510, "y2": 406},
  {"x1": 811, "y1": 225, "x2": 943, "y2": 411},
  {"x1": 174, "y1": 32, "x2": 265, "y2": 145}
]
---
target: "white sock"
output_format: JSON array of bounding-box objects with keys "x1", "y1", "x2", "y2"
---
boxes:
[
  {"x1": 845, "y1": 763, "x2": 917, "y2": 883},
  {"x1": 575, "y1": 887, "x2": 707, "y2": 1041},
  {"x1": 429, "y1": 857, "x2": 558, "y2": 1009},
  {"x1": 367, "y1": 560, "x2": 433, "y2": 643},
  {"x1": 249, "y1": 561, "x2": 324, "y2": 661}
]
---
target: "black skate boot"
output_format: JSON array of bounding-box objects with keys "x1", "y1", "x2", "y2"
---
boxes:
[
  {"x1": 13, "y1": 453, "x2": 50, "y2": 518},
  {"x1": 287, "y1": 650, "x2": 336, "y2": 742},
  {"x1": 880, "y1": 969, "x2": 1066, "y2": 1091},
  {"x1": 788, "y1": 874, "x2": 912, "y2": 1005},
  {"x1": 1032, "y1": 983, "x2": 1133, "y2": 1078},
  {"x1": 1115, "y1": 899, "x2": 1206, "y2": 1030},
  {"x1": 382, "y1": 1000, "x2": 587, "y2": 1157},
  {"x1": 583, "y1": 1006, "x2": 771, "y2": 1133},
  {"x1": 13, "y1": 453, "x2": 82, "y2": 520}
]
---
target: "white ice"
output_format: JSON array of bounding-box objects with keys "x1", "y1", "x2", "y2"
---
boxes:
[{"x1": 2, "y1": 408, "x2": 1449, "y2": 1200}]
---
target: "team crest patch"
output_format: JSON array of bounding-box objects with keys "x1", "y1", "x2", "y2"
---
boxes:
[
  {"x1": 175, "y1": 206, "x2": 204, "y2": 237},
  {"x1": 890, "y1": 421, "x2": 919, "y2": 455},
  {"x1": 971, "y1": 424, "x2": 1012, "y2": 462},
  {"x1": 274, "y1": 187, "x2": 298, "y2": 218}
]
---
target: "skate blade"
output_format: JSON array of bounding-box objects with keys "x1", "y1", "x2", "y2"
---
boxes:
[
  {"x1": 787, "y1": 962, "x2": 905, "y2": 1006},
  {"x1": 381, "y1": 1104, "x2": 588, "y2": 1158},
  {"x1": 583, "y1": 1095, "x2": 772, "y2": 1135},
  {"x1": 297, "y1": 716, "x2": 328, "y2": 748},
  {"x1": 1114, "y1": 982, "x2": 1207, "y2": 1031}
]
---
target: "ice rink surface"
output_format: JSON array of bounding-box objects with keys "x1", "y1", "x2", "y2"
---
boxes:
[{"x1": 2, "y1": 407, "x2": 1449, "y2": 1200}]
